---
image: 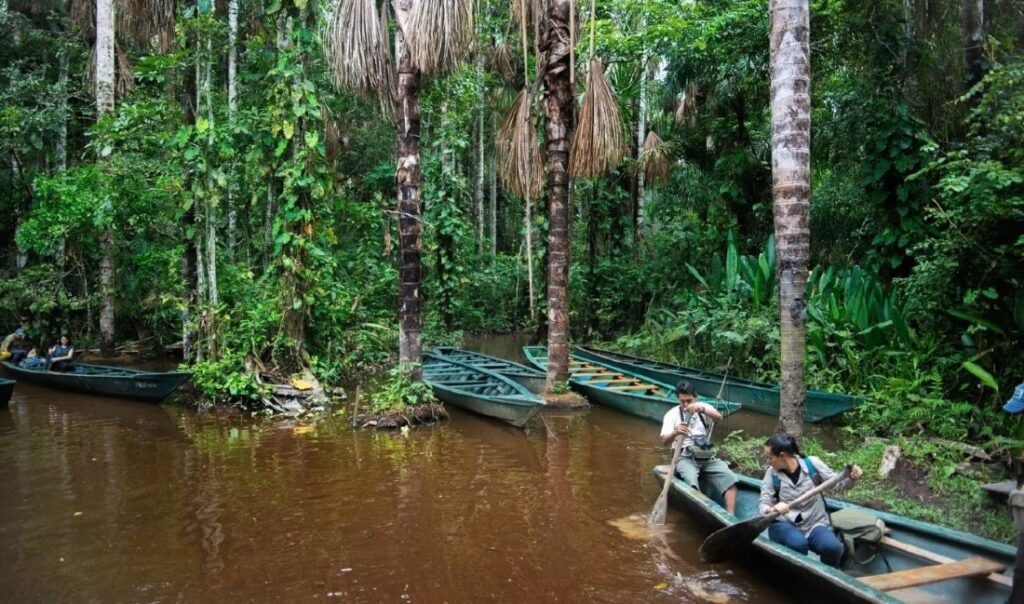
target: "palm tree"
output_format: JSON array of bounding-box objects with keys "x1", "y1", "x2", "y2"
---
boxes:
[
  {"x1": 326, "y1": 0, "x2": 474, "y2": 380},
  {"x1": 541, "y1": 0, "x2": 575, "y2": 389},
  {"x1": 96, "y1": 0, "x2": 116, "y2": 355},
  {"x1": 769, "y1": 0, "x2": 811, "y2": 435}
]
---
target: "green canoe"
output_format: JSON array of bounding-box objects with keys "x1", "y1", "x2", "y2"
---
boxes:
[
  {"x1": 423, "y1": 351, "x2": 545, "y2": 428},
  {"x1": 0, "y1": 378, "x2": 13, "y2": 405},
  {"x1": 428, "y1": 347, "x2": 547, "y2": 394},
  {"x1": 522, "y1": 346, "x2": 740, "y2": 423},
  {"x1": 653, "y1": 465, "x2": 1014, "y2": 603},
  {"x1": 576, "y1": 346, "x2": 861, "y2": 422},
  {"x1": 0, "y1": 361, "x2": 191, "y2": 403}
]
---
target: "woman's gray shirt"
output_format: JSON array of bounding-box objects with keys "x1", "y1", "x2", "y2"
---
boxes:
[{"x1": 757, "y1": 456, "x2": 855, "y2": 535}]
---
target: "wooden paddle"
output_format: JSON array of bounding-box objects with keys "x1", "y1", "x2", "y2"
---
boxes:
[
  {"x1": 699, "y1": 464, "x2": 852, "y2": 563},
  {"x1": 649, "y1": 437, "x2": 684, "y2": 525}
]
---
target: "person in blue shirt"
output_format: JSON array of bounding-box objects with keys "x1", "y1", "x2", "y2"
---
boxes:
[
  {"x1": 1003, "y1": 382, "x2": 1024, "y2": 604},
  {"x1": 46, "y1": 335, "x2": 75, "y2": 372}
]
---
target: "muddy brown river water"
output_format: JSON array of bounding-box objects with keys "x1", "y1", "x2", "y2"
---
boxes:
[{"x1": 0, "y1": 341, "x2": 824, "y2": 603}]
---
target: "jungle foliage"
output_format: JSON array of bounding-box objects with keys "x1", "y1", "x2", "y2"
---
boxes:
[{"x1": 0, "y1": 0, "x2": 1021, "y2": 443}]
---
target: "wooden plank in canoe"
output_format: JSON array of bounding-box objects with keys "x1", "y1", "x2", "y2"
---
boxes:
[
  {"x1": 607, "y1": 384, "x2": 657, "y2": 392},
  {"x1": 981, "y1": 480, "x2": 1016, "y2": 498},
  {"x1": 880, "y1": 536, "x2": 1013, "y2": 587},
  {"x1": 860, "y1": 556, "x2": 1004, "y2": 591}
]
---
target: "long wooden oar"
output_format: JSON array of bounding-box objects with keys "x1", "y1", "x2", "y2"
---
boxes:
[
  {"x1": 699, "y1": 464, "x2": 852, "y2": 563},
  {"x1": 649, "y1": 437, "x2": 684, "y2": 525}
]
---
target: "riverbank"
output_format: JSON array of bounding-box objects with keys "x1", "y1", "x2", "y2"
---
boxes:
[{"x1": 718, "y1": 433, "x2": 1017, "y2": 543}]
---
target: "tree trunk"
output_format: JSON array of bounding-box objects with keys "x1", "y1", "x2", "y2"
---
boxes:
[
  {"x1": 770, "y1": 0, "x2": 811, "y2": 436},
  {"x1": 962, "y1": 0, "x2": 984, "y2": 90},
  {"x1": 489, "y1": 113, "x2": 497, "y2": 255},
  {"x1": 475, "y1": 54, "x2": 485, "y2": 253},
  {"x1": 394, "y1": 0, "x2": 423, "y2": 381},
  {"x1": 227, "y1": 0, "x2": 238, "y2": 258},
  {"x1": 57, "y1": 50, "x2": 68, "y2": 173},
  {"x1": 635, "y1": 20, "x2": 647, "y2": 248},
  {"x1": 96, "y1": 0, "x2": 116, "y2": 355},
  {"x1": 541, "y1": 0, "x2": 575, "y2": 390},
  {"x1": 180, "y1": 21, "x2": 198, "y2": 363}
]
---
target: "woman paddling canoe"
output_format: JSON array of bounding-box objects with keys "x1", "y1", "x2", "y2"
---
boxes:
[{"x1": 759, "y1": 433, "x2": 863, "y2": 567}]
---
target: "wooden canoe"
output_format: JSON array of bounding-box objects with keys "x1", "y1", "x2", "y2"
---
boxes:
[
  {"x1": 423, "y1": 352, "x2": 544, "y2": 428},
  {"x1": 576, "y1": 346, "x2": 861, "y2": 422},
  {"x1": 428, "y1": 347, "x2": 547, "y2": 394},
  {"x1": 0, "y1": 361, "x2": 191, "y2": 403},
  {"x1": 522, "y1": 346, "x2": 740, "y2": 423},
  {"x1": 653, "y1": 466, "x2": 1015, "y2": 603},
  {"x1": 0, "y1": 378, "x2": 13, "y2": 405}
]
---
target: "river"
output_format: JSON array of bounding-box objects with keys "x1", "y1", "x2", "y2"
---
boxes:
[{"x1": 0, "y1": 339, "x2": 811, "y2": 603}]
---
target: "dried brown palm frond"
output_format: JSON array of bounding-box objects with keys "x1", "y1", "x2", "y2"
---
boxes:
[
  {"x1": 496, "y1": 88, "x2": 543, "y2": 199},
  {"x1": 324, "y1": 0, "x2": 395, "y2": 114},
  {"x1": 9, "y1": 0, "x2": 62, "y2": 16},
  {"x1": 510, "y1": 0, "x2": 542, "y2": 32},
  {"x1": 132, "y1": 0, "x2": 176, "y2": 53},
  {"x1": 639, "y1": 130, "x2": 674, "y2": 186},
  {"x1": 405, "y1": 0, "x2": 475, "y2": 76},
  {"x1": 69, "y1": 0, "x2": 96, "y2": 42},
  {"x1": 570, "y1": 58, "x2": 624, "y2": 179},
  {"x1": 488, "y1": 37, "x2": 516, "y2": 84},
  {"x1": 674, "y1": 81, "x2": 698, "y2": 125}
]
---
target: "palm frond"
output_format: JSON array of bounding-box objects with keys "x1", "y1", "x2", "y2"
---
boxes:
[
  {"x1": 570, "y1": 59, "x2": 624, "y2": 179},
  {"x1": 640, "y1": 130, "x2": 674, "y2": 186},
  {"x1": 405, "y1": 0, "x2": 474, "y2": 76},
  {"x1": 324, "y1": 0, "x2": 395, "y2": 114},
  {"x1": 496, "y1": 88, "x2": 543, "y2": 199},
  {"x1": 674, "y1": 81, "x2": 698, "y2": 125}
]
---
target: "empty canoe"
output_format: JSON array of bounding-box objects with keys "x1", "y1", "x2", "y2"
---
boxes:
[
  {"x1": 1, "y1": 361, "x2": 191, "y2": 403},
  {"x1": 423, "y1": 352, "x2": 544, "y2": 428},
  {"x1": 428, "y1": 347, "x2": 547, "y2": 394},
  {"x1": 576, "y1": 346, "x2": 860, "y2": 422},
  {"x1": 522, "y1": 346, "x2": 740, "y2": 423}
]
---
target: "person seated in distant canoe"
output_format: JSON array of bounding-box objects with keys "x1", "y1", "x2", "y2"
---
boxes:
[
  {"x1": 0, "y1": 328, "x2": 28, "y2": 364},
  {"x1": 660, "y1": 380, "x2": 738, "y2": 514},
  {"x1": 46, "y1": 335, "x2": 75, "y2": 372},
  {"x1": 18, "y1": 348, "x2": 45, "y2": 369},
  {"x1": 759, "y1": 433, "x2": 863, "y2": 568}
]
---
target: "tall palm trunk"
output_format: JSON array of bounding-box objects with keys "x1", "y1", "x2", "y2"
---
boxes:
[
  {"x1": 96, "y1": 0, "x2": 116, "y2": 355},
  {"x1": 770, "y1": 0, "x2": 811, "y2": 435},
  {"x1": 490, "y1": 114, "x2": 497, "y2": 255},
  {"x1": 541, "y1": 0, "x2": 574, "y2": 389},
  {"x1": 227, "y1": 0, "x2": 238, "y2": 258},
  {"x1": 394, "y1": 0, "x2": 423, "y2": 380}
]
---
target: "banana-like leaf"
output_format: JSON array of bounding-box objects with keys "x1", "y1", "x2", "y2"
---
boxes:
[{"x1": 962, "y1": 361, "x2": 999, "y2": 391}]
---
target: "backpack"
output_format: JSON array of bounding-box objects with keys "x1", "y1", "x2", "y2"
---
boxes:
[{"x1": 830, "y1": 507, "x2": 887, "y2": 566}]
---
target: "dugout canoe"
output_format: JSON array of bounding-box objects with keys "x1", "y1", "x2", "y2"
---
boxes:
[
  {"x1": 428, "y1": 347, "x2": 547, "y2": 394},
  {"x1": 0, "y1": 378, "x2": 13, "y2": 405},
  {"x1": 576, "y1": 346, "x2": 861, "y2": 422},
  {"x1": 422, "y1": 352, "x2": 544, "y2": 428},
  {"x1": 652, "y1": 466, "x2": 1014, "y2": 603},
  {"x1": 0, "y1": 361, "x2": 191, "y2": 403},
  {"x1": 522, "y1": 346, "x2": 740, "y2": 423}
]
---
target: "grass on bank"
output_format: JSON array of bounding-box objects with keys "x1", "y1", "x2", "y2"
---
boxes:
[{"x1": 717, "y1": 432, "x2": 1017, "y2": 543}]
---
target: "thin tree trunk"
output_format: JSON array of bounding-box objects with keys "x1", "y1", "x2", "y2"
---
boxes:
[
  {"x1": 525, "y1": 194, "x2": 536, "y2": 322},
  {"x1": 635, "y1": 18, "x2": 647, "y2": 247},
  {"x1": 227, "y1": 0, "x2": 238, "y2": 258},
  {"x1": 96, "y1": 0, "x2": 116, "y2": 355},
  {"x1": 476, "y1": 85, "x2": 485, "y2": 253},
  {"x1": 489, "y1": 112, "x2": 497, "y2": 255},
  {"x1": 394, "y1": 0, "x2": 423, "y2": 381},
  {"x1": 57, "y1": 50, "x2": 68, "y2": 173},
  {"x1": 180, "y1": 32, "x2": 198, "y2": 363},
  {"x1": 541, "y1": 0, "x2": 574, "y2": 390},
  {"x1": 770, "y1": 0, "x2": 811, "y2": 436},
  {"x1": 962, "y1": 0, "x2": 984, "y2": 90}
]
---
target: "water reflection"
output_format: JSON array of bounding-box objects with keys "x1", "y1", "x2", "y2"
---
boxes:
[{"x1": 0, "y1": 358, "x2": 799, "y2": 603}]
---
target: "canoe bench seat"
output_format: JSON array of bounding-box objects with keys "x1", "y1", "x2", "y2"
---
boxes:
[
  {"x1": 607, "y1": 384, "x2": 656, "y2": 392},
  {"x1": 860, "y1": 556, "x2": 1005, "y2": 592}
]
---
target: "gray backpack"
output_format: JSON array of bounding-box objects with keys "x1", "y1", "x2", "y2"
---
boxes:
[{"x1": 830, "y1": 507, "x2": 886, "y2": 565}]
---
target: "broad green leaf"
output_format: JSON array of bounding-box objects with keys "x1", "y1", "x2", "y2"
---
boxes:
[
  {"x1": 196, "y1": 117, "x2": 210, "y2": 134},
  {"x1": 282, "y1": 121, "x2": 295, "y2": 140},
  {"x1": 946, "y1": 309, "x2": 1006, "y2": 335},
  {"x1": 962, "y1": 361, "x2": 998, "y2": 391},
  {"x1": 304, "y1": 131, "x2": 319, "y2": 149}
]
